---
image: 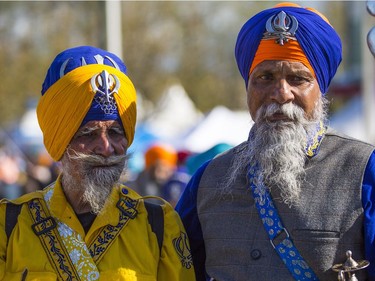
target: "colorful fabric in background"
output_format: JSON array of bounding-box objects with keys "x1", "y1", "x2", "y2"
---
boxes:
[
  {"x1": 144, "y1": 144, "x2": 178, "y2": 169},
  {"x1": 235, "y1": 4, "x2": 342, "y2": 94},
  {"x1": 186, "y1": 143, "x2": 232, "y2": 175},
  {"x1": 37, "y1": 46, "x2": 137, "y2": 161}
]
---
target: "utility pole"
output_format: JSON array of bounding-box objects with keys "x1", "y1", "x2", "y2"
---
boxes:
[{"x1": 105, "y1": 0, "x2": 123, "y2": 58}]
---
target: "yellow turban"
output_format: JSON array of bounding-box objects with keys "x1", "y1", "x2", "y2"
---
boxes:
[{"x1": 37, "y1": 64, "x2": 137, "y2": 161}]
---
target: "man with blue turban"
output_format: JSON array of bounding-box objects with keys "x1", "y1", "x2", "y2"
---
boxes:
[
  {"x1": 0, "y1": 46, "x2": 195, "y2": 280},
  {"x1": 176, "y1": 3, "x2": 375, "y2": 280}
]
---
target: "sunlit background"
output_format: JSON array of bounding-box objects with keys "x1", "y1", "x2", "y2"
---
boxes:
[{"x1": 0, "y1": 1, "x2": 374, "y2": 199}]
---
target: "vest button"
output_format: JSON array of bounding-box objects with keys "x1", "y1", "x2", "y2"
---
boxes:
[{"x1": 250, "y1": 249, "x2": 262, "y2": 260}]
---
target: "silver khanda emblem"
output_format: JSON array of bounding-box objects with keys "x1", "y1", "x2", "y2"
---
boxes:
[
  {"x1": 331, "y1": 250, "x2": 370, "y2": 281},
  {"x1": 264, "y1": 11, "x2": 299, "y2": 45},
  {"x1": 90, "y1": 70, "x2": 120, "y2": 115}
]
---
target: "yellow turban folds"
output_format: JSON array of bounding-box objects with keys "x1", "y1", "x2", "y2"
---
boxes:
[{"x1": 37, "y1": 64, "x2": 137, "y2": 161}]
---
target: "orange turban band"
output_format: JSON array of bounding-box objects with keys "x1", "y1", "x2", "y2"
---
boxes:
[{"x1": 250, "y1": 39, "x2": 315, "y2": 76}]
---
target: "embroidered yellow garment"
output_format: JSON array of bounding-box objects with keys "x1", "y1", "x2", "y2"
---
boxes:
[
  {"x1": 0, "y1": 178, "x2": 196, "y2": 281},
  {"x1": 43, "y1": 185, "x2": 100, "y2": 280},
  {"x1": 36, "y1": 64, "x2": 137, "y2": 161}
]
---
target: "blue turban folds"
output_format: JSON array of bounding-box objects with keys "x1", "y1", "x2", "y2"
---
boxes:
[
  {"x1": 41, "y1": 45, "x2": 128, "y2": 126},
  {"x1": 42, "y1": 46, "x2": 127, "y2": 95},
  {"x1": 235, "y1": 6, "x2": 342, "y2": 94}
]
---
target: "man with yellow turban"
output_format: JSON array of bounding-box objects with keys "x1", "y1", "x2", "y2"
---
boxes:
[
  {"x1": 0, "y1": 46, "x2": 195, "y2": 281},
  {"x1": 176, "y1": 3, "x2": 375, "y2": 281}
]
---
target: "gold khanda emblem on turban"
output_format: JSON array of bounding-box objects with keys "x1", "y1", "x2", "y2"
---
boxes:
[{"x1": 264, "y1": 11, "x2": 299, "y2": 45}]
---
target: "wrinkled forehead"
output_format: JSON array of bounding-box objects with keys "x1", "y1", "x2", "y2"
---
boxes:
[{"x1": 77, "y1": 120, "x2": 124, "y2": 133}]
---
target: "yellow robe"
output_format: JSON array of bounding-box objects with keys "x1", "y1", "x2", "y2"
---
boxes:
[{"x1": 0, "y1": 177, "x2": 195, "y2": 281}]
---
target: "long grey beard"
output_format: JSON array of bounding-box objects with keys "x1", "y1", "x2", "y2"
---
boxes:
[
  {"x1": 223, "y1": 97, "x2": 328, "y2": 206},
  {"x1": 61, "y1": 152, "x2": 128, "y2": 214}
]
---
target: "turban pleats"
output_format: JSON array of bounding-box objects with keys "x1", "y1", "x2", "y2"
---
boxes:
[
  {"x1": 235, "y1": 11, "x2": 267, "y2": 86},
  {"x1": 235, "y1": 6, "x2": 342, "y2": 94},
  {"x1": 295, "y1": 16, "x2": 342, "y2": 94},
  {"x1": 37, "y1": 64, "x2": 136, "y2": 161}
]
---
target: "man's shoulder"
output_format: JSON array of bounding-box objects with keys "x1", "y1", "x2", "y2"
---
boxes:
[
  {"x1": 208, "y1": 141, "x2": 247, "y2": 163},
  {"x1": 117, "y1": 184, "x2": 172, "y2": 208},
  {"x1": 118, "y1": 184, "x2": 144, "y2": 199},
  {"x1": 201, "y1": 141, "x2": 247, "y2": 178},
  {"x1": 0, "y1": 189, "x2": 45, "y2": 207},
  {"x1": 0, "y1": 190, "x2": 44, "y2": 230},
  {"x1": 325, "y1": 127, "x2": 375, "y2": 150}
]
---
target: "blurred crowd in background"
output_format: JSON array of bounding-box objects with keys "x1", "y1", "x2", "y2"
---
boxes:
[{"x1": 0, "y1": 142, "x2": 59, "y2": 200}]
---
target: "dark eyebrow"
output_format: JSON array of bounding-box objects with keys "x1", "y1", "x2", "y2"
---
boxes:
[
  {"x1": 290, "y1": 69, "x2": 314, "y2": 76},
  {"x1": 252, "y1": 66, "x2": 277, "y2": 75}
]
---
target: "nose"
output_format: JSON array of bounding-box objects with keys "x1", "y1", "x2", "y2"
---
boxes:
[
  {"x1": 93, "y1": 133, "x2": 115, "y2": 157},
  {"x1": 270, "y1": 78, "x2": 294, "y2": 104}
]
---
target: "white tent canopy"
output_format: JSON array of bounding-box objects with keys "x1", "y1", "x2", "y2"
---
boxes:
[
  {"x1": 142, "y1": 84, "x2": 203, "y2": 141},
  {"x1": 177, "y1": 106, "x2": 253, "y2": 153},
  {"x1": 329, "y1": 96, "x2": 368, "y2": 142},
  {"x1": 135, "y1": 84, "x2": 253, "y2": 153}
]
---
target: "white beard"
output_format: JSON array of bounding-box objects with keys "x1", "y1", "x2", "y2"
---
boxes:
[
  {"x1": 223, "y1": 97, "x2": 328, "y2": 206},
  {"x1": 61, "y1": 152, "x2": 128, "y2": 214}
]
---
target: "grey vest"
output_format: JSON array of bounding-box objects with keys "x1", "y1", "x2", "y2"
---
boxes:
[{"x1": 197, "y1": 129, "x2": 374, "y2": 281}]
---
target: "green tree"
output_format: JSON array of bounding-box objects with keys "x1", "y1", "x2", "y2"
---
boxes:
[{"x1": 0, "y1": 1, "x2": 357, "y2": 128}]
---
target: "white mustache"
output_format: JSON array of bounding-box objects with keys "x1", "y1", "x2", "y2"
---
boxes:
[
  {"x1": 256, "y1": 103, "x2": 305, "y2": 122},
  {"x1": 68, "y1": 152, "x2": 127, "y2": 167}
]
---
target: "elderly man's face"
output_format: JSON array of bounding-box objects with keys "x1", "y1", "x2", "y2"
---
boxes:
[
  {"x1": 60, "y1": 120, "x2": 128, "y2": 213},
  {"x1": 69, "y1": 120, "x2": 128, "y2": 157},
  {"x1": 247, "y1": 60, "x2": 320, "y2": 121}
]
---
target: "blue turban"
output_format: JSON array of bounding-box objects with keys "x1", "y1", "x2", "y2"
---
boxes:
[
  {"x1": 42, "y1": 46, "x2": 127, "y2": 94},
  {"x1": 235, "y1": 5, "x2": 342, "y2": 94},
  {"x1": 41, "y1": 45, "x2": 128, "y2": 126}
]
